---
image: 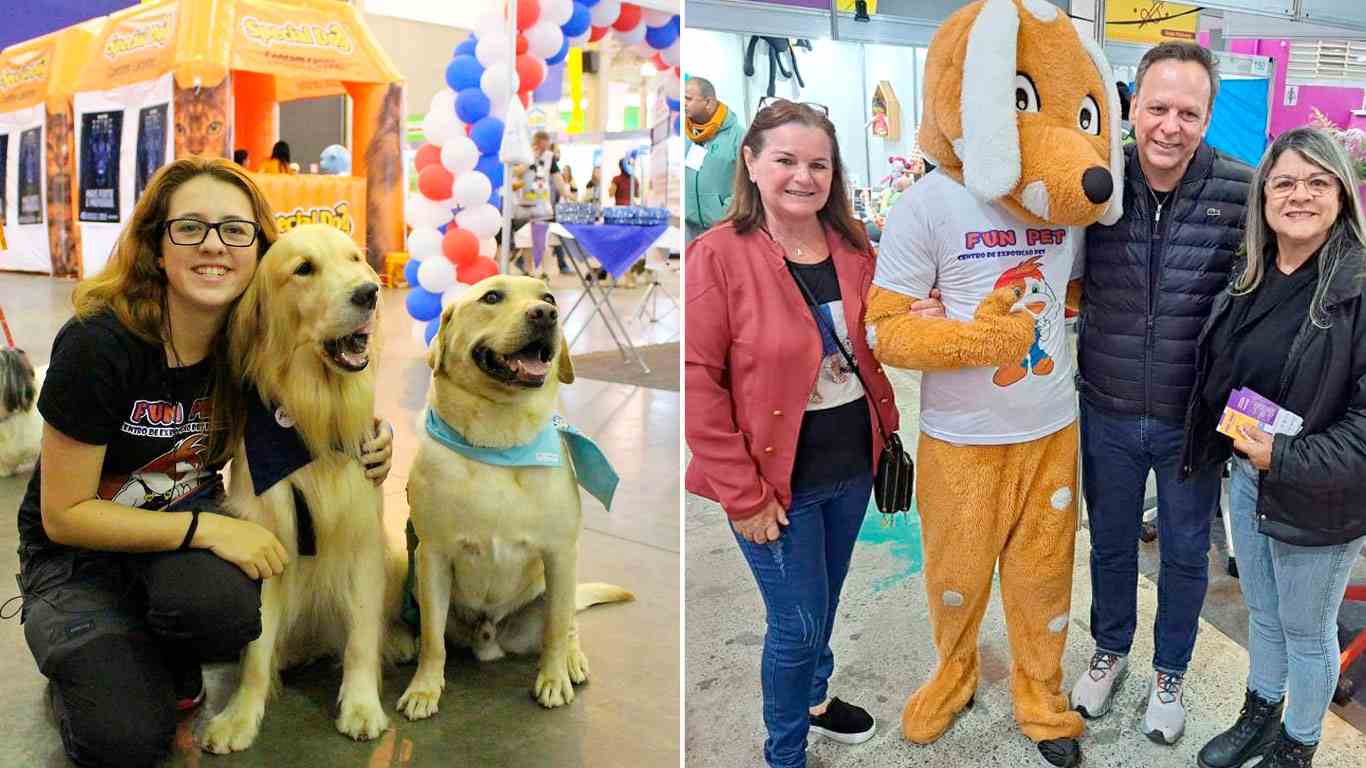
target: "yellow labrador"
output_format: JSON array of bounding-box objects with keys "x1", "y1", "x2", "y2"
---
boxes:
[
  {"x1": 398, "y1": 275, "x2": 630, "y2": 718},
  {"x1": 202, "y1": 225, "x2": 413, "y2": 752}
]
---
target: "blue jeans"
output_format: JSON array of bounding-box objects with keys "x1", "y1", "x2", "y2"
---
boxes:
[
  {"x1": 1079, "y1": 401, "x2": 1220, "y2": 674},
  {"x1": 732, "y1": 472, "x2": 873, "y2": 768},
  {"x1": 1228, "y1": 457, "x2": 1365, "y2": 744}
]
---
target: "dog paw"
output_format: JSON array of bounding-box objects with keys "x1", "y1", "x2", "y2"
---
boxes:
[
  {"x1": 396, "y1": 672, "x2": 442, "y2": 721},
  {"x1": 534, "y1": 661, "x2": 576, "y2": 708},
  {"x1": 336, "y1": 695, "x2": 388, "y2": 741},
  {"x1": 473, "y1": 640, "x2": 506, "y2": 662},
  {"x1": 567, "y1": 648, "x2": 590, "y2": 685},
  {"x1": 383, "y1": 625, "x2": 419, "y2": 666},
  {"x1": 200, "y1": 702, "x2": 264, "y2": 754}
]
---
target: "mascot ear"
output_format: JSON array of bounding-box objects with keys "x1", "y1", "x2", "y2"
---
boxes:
[
  {"x1": 1078, "y1": 33, "x2": 1126, "y2": 226},
  {"x1": 961, "y1": 0, "x2": 1022, "y2": 202}
]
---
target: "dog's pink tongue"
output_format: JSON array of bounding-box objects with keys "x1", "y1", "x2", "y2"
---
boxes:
[{"x1": 510, "y1": 352, "x2": 549, "y2": 380}]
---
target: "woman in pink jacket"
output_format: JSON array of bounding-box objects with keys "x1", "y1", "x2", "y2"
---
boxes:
[{"x1": 685, "y1": 99, "x2": 900, "y2": 768}]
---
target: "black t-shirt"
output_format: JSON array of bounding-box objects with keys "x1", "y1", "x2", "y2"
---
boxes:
[
  {"x1": 1203, "y1": 252, "x2": 1319, "y2": 429},
  {"x1": 786, "y1": 258, "x2": 873, "y2": 491},
  {"x1": 17, "y1": 311, "x2": 226, "y2": 565}
]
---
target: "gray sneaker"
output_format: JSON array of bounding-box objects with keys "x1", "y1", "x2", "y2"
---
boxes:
[
  {"x1": 1070, "y1": 650, "x2": 1128, "y2": 719},
  {"x1": 1144, "y1": 671, "x2": 1186, "y2": 745}
]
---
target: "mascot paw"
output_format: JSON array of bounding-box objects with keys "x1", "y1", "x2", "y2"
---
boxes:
[{"x1": 974, "y1": 286, "x2": 1026, "y2": 319}]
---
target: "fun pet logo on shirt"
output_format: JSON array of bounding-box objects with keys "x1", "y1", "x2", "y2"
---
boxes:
[
  {"x1": 991, "y1": 255, "x2": 1060, "y2": 388},
  {"x1": 958, "y1": 228, "x2": 1063, "y2": 262},
  {"x1": 241, "y1": 17, "x2": 356, "y2": 55},
  {"x1": 122, "y1": 396, "x2": 213, "y2": 439}
]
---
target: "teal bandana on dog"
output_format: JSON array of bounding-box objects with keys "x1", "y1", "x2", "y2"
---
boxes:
[{"x1": 423, "y1": 408, "x2": 618, "y2": 510}]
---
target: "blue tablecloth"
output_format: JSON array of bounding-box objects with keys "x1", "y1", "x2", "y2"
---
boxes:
[{"x1": 561, "y1": 223, "x2": 668, "y2": 279}]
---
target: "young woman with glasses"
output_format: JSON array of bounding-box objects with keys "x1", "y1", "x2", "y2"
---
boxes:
[
  {"x1": 14, "y1": 157, "x2": 394, "y2": 767},
  {"x1": 1183, "y1": 126, "x2": 1366, "y2": 768}
]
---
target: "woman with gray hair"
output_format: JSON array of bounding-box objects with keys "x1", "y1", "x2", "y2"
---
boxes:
[{"x1": 1182, "y1": 126, "x2": 1366, "y2": 768}]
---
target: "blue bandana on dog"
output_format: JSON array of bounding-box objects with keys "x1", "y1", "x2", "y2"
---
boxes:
[
  {"x1": 244, "y1": 394, "x2": 318, "y2": 555},
  {"x1": 424, "y1": 408, "x2": 618, "y2": 511}
]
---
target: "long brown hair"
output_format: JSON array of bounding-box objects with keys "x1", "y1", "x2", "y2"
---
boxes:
[
  {"x1": 72, "y1": 156, "x2": 279, "y2": 462},
  {"x1": 724, "y1": 100, "x2": 869, "y2": 253}
]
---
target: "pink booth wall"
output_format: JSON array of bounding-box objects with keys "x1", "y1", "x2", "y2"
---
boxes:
[{"x1": 1228, "y1": 38, "x2": 1365, "y2": 137}]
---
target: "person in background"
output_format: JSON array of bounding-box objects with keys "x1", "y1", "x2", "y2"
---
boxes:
[
  {"x1": 561, "y1": 165, "x2": 579, "y2": 199},
  {"x1": 1116, "y1": 81, "x2": 1134, "y2": 143},
  {"x1": 584, "y1": 166, "x2": 601, "y2": 204},
  {"x1": 232, "y1": 149, "x2": 248, "y2": 168},
  {"x1": 685, "y1": 99, "x2": 898, "y2": 768},
  {"x1": 257, "y1": 141, "x2": 294, "y2": 175},
  {"x1": 511, "y1": 131, "x2": 570, "y2": 276},
  {"x1": 1184, "y1": 126, "x2": 1366, "y2": 768},
  {"x1": 608, "y1": 158, "x2": 633, "y2": 207},
  {"x1": 684, "y1": 76, "x2": 743, "y2": 243}
]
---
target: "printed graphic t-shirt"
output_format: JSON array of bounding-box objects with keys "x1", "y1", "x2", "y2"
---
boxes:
[
  {"x1": 17, "y1": 311, "x2": 226, "y2": 563},
  {"x1": 787, "y1": 258, "x2": 873, "y2": 490},
  {"x1": 874, "y1": 171, "x2": 1082, "y2": 444}
]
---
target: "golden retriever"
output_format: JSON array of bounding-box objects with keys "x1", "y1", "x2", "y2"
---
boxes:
[
  {"x1": 397, "y1": 275, "x2": 631, "y2": 718},
  {"x1": 201, "y1": 224, "x2": 413, "y2": 752}
]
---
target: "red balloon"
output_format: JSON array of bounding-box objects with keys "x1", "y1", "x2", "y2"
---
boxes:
[
  {"x1": 516, "y1": 0, "x2": 540, "y2": 31},
  {"x1": 442, "y1": 227, "x2": 480, "y2": 268},
  {"x1": 459, "y1": 257, "x2": 500, "y2": 285},
  {"x1": 516, "y1": 54, "x2": 545, "y2": 92},
  {"x1": 414, "y1": 143, "x2": 441, "y2": 172},
  {"x1": 418, "y1": 165, "x2": 454, "y2": 201},
  {"x1": 612, "y1": 3, "x2": 642, "y2": 31},
  {"x1": 516, "y1": 34, "x2": 529, "y2": 55},
  {"x1": 518, "y1": 90, "x2": 532, "y2": 108},
  {"x1": 588, "y1": 25, "x2": 609, "y2": 42},
  {"x1": 465, "y1": 122, "x2": 473, "y2": 136},
  {"x1": 652, "y1": 53, "x2": 669, "y2": 71}
]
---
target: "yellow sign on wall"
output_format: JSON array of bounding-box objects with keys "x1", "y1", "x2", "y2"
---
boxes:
[
  {"x1": 1105, "y1": 1, "x2": 1199, "y2": 46},
  {"x1": 835, "y1": 0, "x2": 876, "y2": 12}
]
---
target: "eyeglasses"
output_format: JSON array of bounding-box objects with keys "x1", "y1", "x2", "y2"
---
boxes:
[
  {"x1": 757, "y1": 96, "x2": 830, "y2": 116},
  {"x1": 164, "y1": 218, "x2": 260, "y2": 247},
  {"x1": 1265, "y1": 173, "x2": 1338, "y2": 199}
]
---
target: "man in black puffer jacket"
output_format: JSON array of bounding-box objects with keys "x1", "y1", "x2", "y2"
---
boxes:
[{"x1": 1069, "y1": 42, "x2": 1253, "y2": 747}]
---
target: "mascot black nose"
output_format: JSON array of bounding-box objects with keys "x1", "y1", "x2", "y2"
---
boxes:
[{"x1": 1082, "y1": 166, "x2": 1113, "y2": 205}]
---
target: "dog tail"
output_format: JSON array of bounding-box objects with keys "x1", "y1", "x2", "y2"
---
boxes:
[{"x1": 575, "y1": 582, "x2": 634, "y2": 611}]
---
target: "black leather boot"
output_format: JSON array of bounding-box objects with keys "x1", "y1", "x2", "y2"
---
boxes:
[
  {"x1": 1259, "y1": 725, "x2": 1317, "y2": 768},
  {"x1": 1197, "y1": 689, "x2": 1283, "y2": 768},
  {"x1": 1037, "y1": 737, "x2": 1082, "y2": 767}
]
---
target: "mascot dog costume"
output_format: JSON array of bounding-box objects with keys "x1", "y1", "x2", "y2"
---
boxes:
[{"x1": 866, "y1": 1, "x2": 1122, "y2": 765}]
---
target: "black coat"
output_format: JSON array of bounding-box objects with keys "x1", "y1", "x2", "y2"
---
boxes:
[
  {"x1": 1079, "y1": 142, "x2": 1253, "y2": 422},
  {"x1": 1182, "y1": 246, "x2": 1366, "y2": 546}
]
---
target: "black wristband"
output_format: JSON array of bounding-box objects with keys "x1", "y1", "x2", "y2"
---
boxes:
[{"x1": 179, "y1": 508, "x2": 201, "y2": 551}]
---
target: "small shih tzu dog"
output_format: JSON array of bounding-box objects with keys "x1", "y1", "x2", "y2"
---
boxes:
[{"x1": 0, "y1": 348, "x2": 43, "y2": 477}]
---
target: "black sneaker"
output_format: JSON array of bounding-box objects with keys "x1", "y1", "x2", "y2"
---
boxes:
[
  {"x1": 1038, "y1": 737, "x2": 1082, "y2": 767},
  {"x1": 172, "y1": 658, "x2": 205, "y2": 712},
  {"x1": 808, "y1": 697, "x2": 875, "y2": 744}
]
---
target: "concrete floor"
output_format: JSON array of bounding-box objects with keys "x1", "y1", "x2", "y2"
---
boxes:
[
  {"x1": 0, "y1": 266, "x2": 680, "y2": 767},
  {"x1": 686, "y1": 362, "x2": 1366, "y2": 767}
]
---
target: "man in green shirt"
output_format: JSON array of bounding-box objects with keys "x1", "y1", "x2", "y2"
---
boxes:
[{"x1": 684, "y1": 77, "x2": 743, "y2": 243}]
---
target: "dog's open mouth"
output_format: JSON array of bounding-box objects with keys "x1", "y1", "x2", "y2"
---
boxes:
[
  {"x1": 473, "y1": 338, "x2": 554, "y2": 387},
  {"x1": 323, "y1": 317, "x2": 374, "y2": 372}
]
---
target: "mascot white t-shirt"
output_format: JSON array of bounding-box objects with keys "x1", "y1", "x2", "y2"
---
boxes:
[{"x1": 875, "y1": 171, "x2": 1081, "y2": 445}]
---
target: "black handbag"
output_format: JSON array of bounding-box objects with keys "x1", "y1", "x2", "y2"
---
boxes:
[{"x1": 787, "y1": 263, "x2": 914, "y2": 516}]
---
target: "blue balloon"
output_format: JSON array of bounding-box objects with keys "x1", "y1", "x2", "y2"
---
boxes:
[
  {"x1": 546, "y1": 36, "x2": 570, "y2": 66},
  {"x1": 446, "y1": 55, "x2": 483, "y2": 92},
  {"x1": 666, "y1": 97, "x2": 680, "y2": 112},
  {"x1": 476, "y1": 154, "x2": 503, "y2": 188},
  {"x1": 488, "y1": 190, "x2": 502, "y2": 209},
  {"x1": 403, "y1": 258, "x2": 422, "y2": 288},
  {"x1": 405, "y1": 287, "x2": 443, "y2": 322},
  {"x1": 424, "y1": 317, "x2": 441, "y2": 345},
  {"x1": 579, "y1": 0, "x2": 599, "y2": 7},
  {"x1": 561, "y1": 2, "x2": 591, "y2": 38},
  {"x1": 645, "y1": 22, "x2": 678, "y2": 50},
  {"x1": 455, "y1": 36, "x2": 477, "y2": 57},
  {"x1": 471, "y1": 116, "x2": 504, "y2": 156},
  {"x1": 455, "y1": 87, "x2": 491, "y2": 125},
  {"x1": 438, "y1": 222, "x2": 448, "y2": 234}
]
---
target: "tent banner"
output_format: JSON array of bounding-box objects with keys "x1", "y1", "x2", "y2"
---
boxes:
[
  {"x1": 0, "y1": 103, "x2": 51, "y2": 272},
  {"x1": 79, "y1": 6, "x2": 179, "y2": 91},
  {"x1": 251, "y1": 173, "x2": 367, "y2": 251},
  {"x1": 0, "y1": 39, "x2": 55, "y2": 115},
  {"x1": 231, "y1": 0, "x2": 394, "y2": 85}
]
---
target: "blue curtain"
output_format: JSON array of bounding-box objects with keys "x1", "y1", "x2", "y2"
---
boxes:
[{"x1": 1206, "y1": 78, "x2": 1270, "y2": 167}]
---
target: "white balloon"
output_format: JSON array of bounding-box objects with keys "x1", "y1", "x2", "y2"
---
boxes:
[
  {"x1": 544, "y1": 0, "x2": 574, "y2": 27},
  {"x1": 406, "y1": 227, "x2": 444, "y2": 261},
  {"x1": 642, "y1": 10, "x2": 672, "y2": 27},
  {"x1": 490, "y1": 97, "x2": 508, "y2": 120},
  {"x1": 661, "y1": 38, "x2": 680, "y2": 67},
  {"x1": 423, "y1": 109, "x2": 458, "y2": 146},
  {"x1": 526, "y1": 21, "x2": 564, "y2": 60},
  {"x1": 441, "y1": 283, "x2": 472, "y2": 309},
  {"x1": 412, "y1": 320, "x2": 430, "y2": 347},
  {"x1": 417, "y1": 258, "x2": 457, "y2": 293},
  {"x1": 456, "y1": 204, "x2": 503, "y2": 240},
  {"x1": 615, "y1": 22, "x2": 647, "y2": 47},
  {"x1": 479, "y1": 67, "x2": 520, "y2": 103},
  {"x1": 590, "y1": 0, "x2": 621, "y2": 28},
  {"x1": 479, "y1": 238, "x2": 497, "y2": 257},
  {"x1": 407, "y1": 194, "x2": 454, "y2": 229},
  {"x1": 429, "y1": 88, "x2": 456, "y2": 118},
  {"x1": 475, "y1": 37, "x2": 510, "y2": 69},
  {"x1": 440, "y1": 135, "x2": 480, "y2": 175},
  {"x1": 452, "y1": 172, "x2": 494, "y2": 209}
]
